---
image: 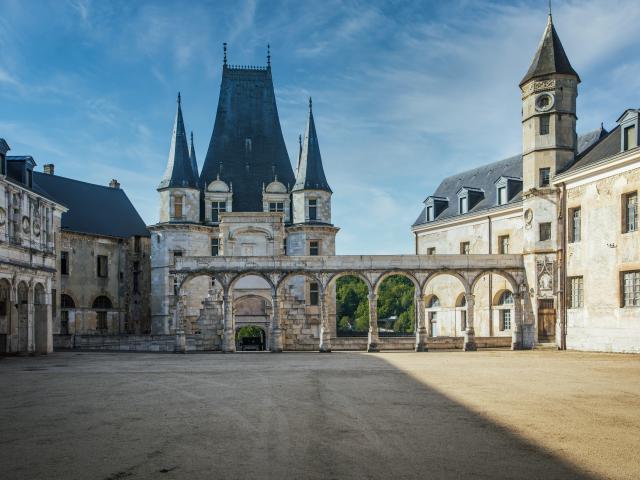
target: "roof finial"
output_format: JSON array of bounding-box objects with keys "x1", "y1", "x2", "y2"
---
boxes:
[
  {"x1": 223, "y1": 42, "x2": 228, "y2": 66},
  {"x1": 298, "y1": 134, "x2": 302, "y2": 149},
  {"x1": 548, "y1": 0, "x2": 552, "y2": 18},
  {"x1": 308, "y1": 96, "x2": 312, "y2": 112},
  {"x1": 190, "y1": 130, "x2": 194, "y2": 144},
  {"x1": 177, "y1": 91, "x2": 181, "y2": 104},
  {"x1": 267, "y1": 43, "x2": 271, "y2": 67}
]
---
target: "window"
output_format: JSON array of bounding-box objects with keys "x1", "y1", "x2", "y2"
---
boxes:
[
  {"x1": 173, "y1": 276, "x2": 179, "y2": 296},
  {"x1": 623, "y1": 192, "x2": 638, "y2": 233},
  {"x1": 309, "y1": 241, "x2": 320, "y2": 256},
  {"x1": 426, "y1": 206, "x2": 433, "y2": 221},
  {"x1": 309, "y1": 282, "x2": 319, "y2": 306},
  {"x1": 539, "y1": 115, "x2": 550, "y2": 135},
  {"x1": 427, "y1": 296, "x2": 440, "y2": 308},
  {"x1": 427, "y1": 247, "x2": 436, "y2": 256},
  {"x1": 539, "y1": 168, "x2": 550, "y2": 187},
  {"x1": 497, "y1": 186, "x2": 507, "y2": 205},
  {"x1": 173, "y1": 250, "x2": 183, "y2": 264},
  {"x1": 624, "y1": 125, "x2": 637, "y2": 151},
  {"x1": 132, "y1": 261, "x2": 140, "y2": 294},
  {"x1": 97, "y1": 255, "x2": 108, "y2": 278},
  {"x1": 211, "y1": 238, "x2": 219, "y2": 256},
  {"x1": 134, "y1": 236, "x2": 141, "y2": 253},
  {"x1": 460, "y1": 310, "x2": 467, "y2": 331},
  {"x1": 61, "y1": 251, "x2": 69, "y2": 275},
  {"x1": 569, "y1": 207, "x2": 581, "y2": 243},
  {"x1": 459, "y1": 196, "x2": 468, "y2": 214},
  {"x1": 92, "y1": 295, "x2": 112, "y2": 309},
  {"x1": 61, "y1": 294, "x2": 75, "y2": 309},
  {"x1": 500, "y1": 310, "x2": 512, "y2": 331},
  {"x1": 308, "y1": 199, "x2": 318, "y2": 221},
  {"x1": 173, "y1": 195, "x2": 183, "y2": 219},
  {"x1": 568, "y1": 276, "x2": 583, "y2": 308},
  {"x1": 498, "y1": 235, "x2": 509, "y2": 254},
  {"x1": 539, "y1": 222, "x2": 551, "y2": 241},
  {"x1": 282, "y1": 239, "x2": 287, "y2": 255},
  {"x1": 211, "y1": 201, "x2": 226, "y2": 222},
  {"x1": 269, "y1": 202, "x2": 284, "y2": 212},
  {"x1": 460, "y1": 242, "x2": 470, "y2": 255},
  {"x1": 97, "y1": 311, "x2": 107, "y2": 331},
  {"x1": 622, "y1": 271, "x2": 640, "y2": 307}
]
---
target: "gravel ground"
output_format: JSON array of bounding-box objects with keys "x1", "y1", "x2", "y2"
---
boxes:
[{"x1": 0, "y1": 350, "x2": 638, "y2": 480}]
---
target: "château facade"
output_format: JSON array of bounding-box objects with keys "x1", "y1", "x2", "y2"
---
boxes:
[{"x1": 412, "y1": 14, "x2": 640, "y2": 353}]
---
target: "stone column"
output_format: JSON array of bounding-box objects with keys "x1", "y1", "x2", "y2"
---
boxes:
[
  {"x1": 319, "y1": 292, "x2": 331, "y2": 353},
  {"x1": 222, "y1": 292, "x2": 235, "y2": 353},
  {"x1": 367, "y1": 293, "x2": 379, "y2": 352},
  {"x1": 511, "y1": 292, "x2": 523, "y2": 350},
  {"x1": 174, "y1": 299, "x2": 186, "y2": 353},
  {"x1": 45, "y1": 288, "x2": 53, "y2": 354},
  {"x1": 464, "y1": 293, "x2": 477, "y2": 351},
  {"x1": 414, "y1": 293, "x2": 428, "y2": 352},
  {"x1": 271, "y1": 293, "x2": 283, "y2": 353},
  {"x1": 27, "y1": 284, "x2": 34, "y2": 355}
]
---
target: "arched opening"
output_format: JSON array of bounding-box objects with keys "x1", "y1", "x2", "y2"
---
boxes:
[
  {"x1": 236, "y1": 325, "x2": 267, "y2": 351},
  {"x1": 374, "y1": 274, "x2": 416, "y2": 337},
  {"x1": 60, "y1": 294, "x2": 75, "y2": 335},
  {"x1": 233, "y1": 294, "x2": 271, "y2": 350},
  {"x1": 334, "y1": 274, "x2": 370, "y2": 337},
  {"x1": 34, "y1": 283, "x2": 47, "y2": 354},
  {"x1": 471, "y1": 270, "x2": 518, "y2": 337},
  {"x1": 494, "y1": 290, "x2": 514, "y2": 334},
  {"x1": 17, "y1": 282, "x2": 28, "y2": 352},
  {"x1": 92, "y1": 295, "x2": 113, "y2": 333},
  {"x1": 0, "y1": 279, "x2": 11, "y2": 353},
  {"x1": 276, "y1": 272, "x2": 323, "y2": 348},
  {"x1": 179, "y1": 274, "x2": 224, "y2": 335},
  {"x1": 422, "y1": 272, "x2": 468, "y2": 338}
]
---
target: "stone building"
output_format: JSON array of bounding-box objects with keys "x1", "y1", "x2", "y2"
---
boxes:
[
  {"x1": 31, "y1": 168, "x2": 151, "y2": 339},
  {"x1": 149, "y1": 50, "x2": 338, "y2": 351},
  {"x1": 412, "y1": 13, "x2": 640, "y2": 353},
  {"x1": 0, "y1": 139, "x2": 65, "y2": 354}
]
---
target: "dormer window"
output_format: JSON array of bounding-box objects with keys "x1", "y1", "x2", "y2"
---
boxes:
[
  {"x1": 426, "y1": 205, "x2": 433, "y2": 222},
  {"x1": 624, "y1": 125, "x2": 637, "y2": 151},
  {"x1": 211, "y1": 201, "x2": 226, "y2": 222},
  {"x1": 457, "y1": 187, "x2": 484, "y2": 215},
  {"x1": 423, "y1": 196, "x2": 448, "y2": 223},
  {"x1": 459, "y1": 196, "x2": 468, "y2": 214},
  {"x1": 616, "y1": 109, "x2": 640, "y2": 152},
  {"x1": 269, "y1": 202, "x2": 284, "y2": 212},
  {"x1": 497, "y1": 186, "x2": 507, "y2": 205},
  {"x1": 494, "y1": 176, "x2": 522, "y2": 206}
]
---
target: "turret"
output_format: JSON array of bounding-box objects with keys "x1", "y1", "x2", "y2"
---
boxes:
[
  {"x1": 157, "y1": 93, "x2": 200, "y2": 223},
  {"x1": 292, "y1": 98, "x2": 332, "y2": 224}
]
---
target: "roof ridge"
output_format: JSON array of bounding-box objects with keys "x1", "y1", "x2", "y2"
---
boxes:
[{"x1": 33, "y1": 170, "x2": 127, "y2": 192}]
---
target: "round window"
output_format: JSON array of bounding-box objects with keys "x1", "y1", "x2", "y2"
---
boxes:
[{"x1": 535, "y1": 93, "x2": 554, "y2": 112}]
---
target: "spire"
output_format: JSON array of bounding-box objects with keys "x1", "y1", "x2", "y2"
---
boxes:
[
  {"x1": 267, "y1": 44, "x2": 271, "y2": 67},
  {"x1": 520, "y1": 13, "x2": 580, "y2": 87},
  {"x1": 223, "y1": 42, "x2": 227, "y2": 67},
  {"x1": 293, "y1": 97, "x2": 332, "y2": 193},
  {"x1": 296, "y1": 133, "x2": 303, "y2": 173},
  {"x1": 158, "y1": 93, "x2": 198, "y2": 190},
  {"x1": 189, "y1": 131, "x2": 199, "y2": 178}
]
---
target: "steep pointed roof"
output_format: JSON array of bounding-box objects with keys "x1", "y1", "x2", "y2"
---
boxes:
[
  {"x1": 189, "y1": 131, "x2": 199, "y2": 178},
  {"x1": 293, "y1": 98, "x2": 332, "y2": 193},
  {"x1": 520, "y1": 15, "x2": 580, "y2": 87},
  {"x1": 200, "y1": 56, "x2": 295, "y2": 212},
  {"x1": 158, "y1": 93, "x2": 198, "y2": 190}
]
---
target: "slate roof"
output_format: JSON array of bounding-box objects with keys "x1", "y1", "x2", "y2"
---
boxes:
[
  {"x1": 520, "y1": 15, "x2": 580, "y2": 87},
  {"x1": 158, "y1": 94, "x2": 198, "y2": 190},
  {"x1": 33, "y1": 171, "x2": 149, "y2": 238},
  {"x1": 189, "y1": 131, "x2": 199, "y2": 178},
  {"x1": 565, "y1": 126, "x2": 620, "y2": 173},
  {"x1": 413, "y1": 129, "x2": 605, "y2": 227},
  {"x1": 0, "y1": 138, "x2": 9, "y2": 155},
  {"x1": 293, "y1": 99, "x2": 332, "y2": 193},
  {"x1": 200, "y1": 64, "x2": 296, "y2": 212}
]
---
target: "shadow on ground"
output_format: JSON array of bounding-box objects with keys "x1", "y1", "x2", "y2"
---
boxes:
[{"x1": 0, "y1": 352, "x2": 600, "y2": 479}]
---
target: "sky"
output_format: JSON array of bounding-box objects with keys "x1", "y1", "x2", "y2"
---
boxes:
[{"x1": 2, "y1": 0, "x2": 640, "y2": 254}]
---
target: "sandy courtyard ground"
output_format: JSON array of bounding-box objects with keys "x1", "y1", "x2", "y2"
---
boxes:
[{"x1": 1, "y1": 350, "x2": 639, "y2": 480}]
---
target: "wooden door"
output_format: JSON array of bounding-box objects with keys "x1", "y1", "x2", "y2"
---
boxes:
[{"x1": 537, "y1": 299, "x2": 556, "y2": 341}]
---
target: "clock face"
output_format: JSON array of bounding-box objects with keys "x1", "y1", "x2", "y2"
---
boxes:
[{"x1": 535, "y1": 93, "x2": 554, "y2": 112}]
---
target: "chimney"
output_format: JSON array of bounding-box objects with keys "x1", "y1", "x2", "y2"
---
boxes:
[
  {"x1": 44, "y1": 164, "x2": 55, "y2": 175},
  {"x1": 109, "y1": 179, "x2": 120, "y2": 189}
]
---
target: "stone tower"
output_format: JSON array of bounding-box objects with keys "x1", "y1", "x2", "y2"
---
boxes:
[{"x1": 520, "y1": 13, "x2": 580, "y2": 346}]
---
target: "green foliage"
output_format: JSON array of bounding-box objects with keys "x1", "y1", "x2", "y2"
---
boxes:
[
  {"x1": 336, "y1": 275, "x2": 415, "y2": 333},
  {"x1": 236, "y1": 325, "x2": 263, "y2": 340}
]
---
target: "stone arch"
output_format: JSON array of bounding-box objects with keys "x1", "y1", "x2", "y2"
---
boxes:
[
  {"x1": 33, "y1": 283, "x2": 47, "y2": 354},
  {"x1": 276, "y1": 271, "x2": 322, "y2": 296},
  {"x1": 233, "y1": 294, "x2": 272, "y2": 350},
  {"x1": 421, "y1": 270, "x2": 470, "y2": 297},
  {"x1": 493, "y1": 289, "x2": 514, "y2": 306},
  {"x1": 326, "y1": 271, "x2": 373, "y2": 293},
  {"x1": 373, "y1": 271, "x2": 420, "y2": 295},
  {"x1": 0, "y1": 278, "x2": 11, "y2": 352},
  {"x1": 455, "y1": 292, "x2": 467, "y2": 307},
  {"x1": 61, "y1": 293, "x2": 76, "y2": 309},
  {"x1": 175, "y1": 272, "x2": 224, "y2": 335},
  {"x1": 470, "y1": 269, "x2": 519, "y2": 294},
  {"x1": 92, "y1": 295, "x2": 113, "y2": 309},
  {"x1": 229, "y1": 272, "x2": 275, "y2": 294},
  {"x1": 236, "y1": 324, "x2": 268, "y2": 351},
  {"x1": 17, "y1": 281, "x2": 29, "y2": 352},
  {"x1": 228, "y1": 226, "x2": 274, "y2": 242}
]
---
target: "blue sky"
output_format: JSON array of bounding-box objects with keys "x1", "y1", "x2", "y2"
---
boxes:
[{"x1": 2, "y1": 0, "x2": 640, "y2": 254}]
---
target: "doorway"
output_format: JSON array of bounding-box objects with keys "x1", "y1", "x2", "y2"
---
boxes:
[{"x1": 537, "y1": 299, "x2": 556, "y2": 342}]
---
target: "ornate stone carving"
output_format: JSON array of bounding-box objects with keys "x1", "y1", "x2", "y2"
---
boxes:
[{"x1": 536, "y1": 257, "x2": 555, "y2": 296}]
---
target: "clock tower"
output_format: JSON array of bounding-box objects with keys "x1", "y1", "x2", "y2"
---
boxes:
[{"x1": 520, "y1": 13, "x2": 579, "y2": 347}]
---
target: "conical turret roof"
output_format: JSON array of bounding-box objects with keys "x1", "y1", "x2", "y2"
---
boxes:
[
  {"x1": 189, "y1": 131, "x2": 199, "y2": 178},
  {"x1": 293, "y1": 98, "x2": 332, "y2": 193},
  {"x1": 520, "y1": 15, "x2": 580, "y2": 87},
  {"x1": 158, "y1": 93, "x2": 198, "y2": 190}
]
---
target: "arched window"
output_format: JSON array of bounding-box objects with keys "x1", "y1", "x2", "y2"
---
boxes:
[
  {"x1": 498, "y1": 291, "x2": 514, "y2": 305},
  {"x1": 456, "y1": 294, "x2": 467, "y2": 331},
  {"x1": 456, "y1": 294, "x2": 466, "y2": 307},
  {"x1": 61, "y1": 294, "x2": 75, "y2": 309},
  {"x1": 427, "y1": 296, "x2": 440, "y2": 308},
  {"x1": 92, "y1": 296, "x2": 112, "y2": 309}
]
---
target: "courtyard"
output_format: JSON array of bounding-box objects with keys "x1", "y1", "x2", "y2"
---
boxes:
[{"x1": 1, "y1": 350, "x2": 639, "y2": 480}]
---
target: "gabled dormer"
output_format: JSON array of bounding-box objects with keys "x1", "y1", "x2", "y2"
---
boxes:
[
  {"x1": 494, "y1": 176, "x2": 523, "y2": 206},
  {"x1": 423, "y1": 196, "x2": 449, "y2": 222},
  {"x1": 0, "y1": 138, "x2": 9, "y2": 176},
  {"x1": 617, "y1": 109, "x2": 640, "y2": 152},
  {"x1": 204, "y1": 174, "x2": 233, "y2": 224},
  {"x1": 263, "y1": 179, "x2": 290, "y2": 220},
  {"x1": 7, "y1": 156, "x2": 36, "y2": 188},
  {"x1": 456, "y1": 187, "x2": 484, "y2": 214}
]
